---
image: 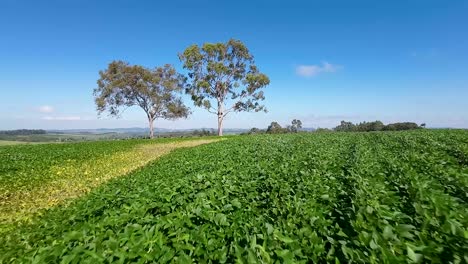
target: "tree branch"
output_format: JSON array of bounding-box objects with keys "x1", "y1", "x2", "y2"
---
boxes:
[{"x1": 207, "y1": 107, "x2": 217, "y2": 115}]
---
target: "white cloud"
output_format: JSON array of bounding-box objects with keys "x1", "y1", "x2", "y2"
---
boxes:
[
  {"x1": 38, "y1": 105, "x2": 54, "y2": 113},
  {"x1": 42, "y1": 116, "x2": 81, "y2": 121},
  {"x1": 296, "y1": 62, "x2": 341, "y2": 77}
]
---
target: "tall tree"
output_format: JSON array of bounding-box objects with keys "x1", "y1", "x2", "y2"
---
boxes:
[
  {"x1": 179, "y1": 39, "x2": 270, "y2": 136},
  {"x1": 334, "y1": 121, "x2": 356, "y2": 132},
  {"x1": 94, "y1": 61, "x2": 189, "y2": 138},
  {"x1": 266, "y1": 121, "x2": 284, "y2": 134},
  {"x1": 290, "y1": 119, "x2": 303, "y2": 132}
]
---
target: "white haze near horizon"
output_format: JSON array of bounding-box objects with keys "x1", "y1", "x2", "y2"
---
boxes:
[{"x1": 1, "y1": 108, "x2": 467, "y2": 131}]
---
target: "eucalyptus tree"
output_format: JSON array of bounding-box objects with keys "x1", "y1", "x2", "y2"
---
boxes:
[
  {"x1": 266, "y1": 122, "x2": 285, "y2": 134},
  {"x1": 179, "y1": 39, "x2": 270, "y2": 136},
  {"x1": 94, "y1": 61, "x2": 189, "y2": 138},
  {"x1": 290, "y1": 119, "x2": 303, "y2": 132}
]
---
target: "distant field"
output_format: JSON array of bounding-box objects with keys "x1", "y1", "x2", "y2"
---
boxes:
[
  {"x1": 1, "y1": 130, "x2": 467, "y2": 263},
  {"x1": 0, "y1": 140, "x2": 30, "y2": 146},
  {"x1": 0, "y1": 133, "x2": 138, "y2": 143},
  {"x1": 0, "y1": 131, "x2": 228, "y2": 143}
]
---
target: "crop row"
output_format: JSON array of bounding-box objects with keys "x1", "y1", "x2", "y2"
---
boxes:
[
  {"x1": 1, "y1": 130, "x2": 467, "y2": 263},
  {"x1": 0, "y1": 137, "x2": 219, "y2": 230}
]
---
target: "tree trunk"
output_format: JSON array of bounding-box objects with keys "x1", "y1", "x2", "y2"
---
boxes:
[
  {"x1": 217, "y1": 100, "x2": 224, "y2": 136},
  {"x1": 148, "y1": 117, "x2": 154, "y2": 139},
  {"x1": 217, "y1": 114, "x2": 223, "y2": 136}
]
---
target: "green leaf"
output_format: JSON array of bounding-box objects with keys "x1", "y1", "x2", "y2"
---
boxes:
[
  {"x1": 265, "y1": 223, "x2": 274, "y2": 235},
  {"x1": 407, "y1": 246, "x2": 422, "y2": 263},
  {"x1": 275, "y1": 232, "x2": 295, "y2": 244},
  {"x1": 383, "y1": 226, "x2": 394, "y2": 240}
]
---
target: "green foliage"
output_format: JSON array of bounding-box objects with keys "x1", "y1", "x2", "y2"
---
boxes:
[
  {"x1": 334, "y1": 120, "x2": 356, "y2": 132},
  {"x1": 289, "y1": 119, "x2": 303, "y2": 132},
  {"x1": 1, "y1": 130, "x2": 468, "y2": 263},
  {"x1": 382, "y1": 122, "x2": 421, "y2": 131},
  {"x1": 315, "y1": 128, "x2": 332, "y2": 133},
  {"x1": 247, "y1": 127, "x2": 264, "y2": 134},
  {"x1": 334, "y1": 120, "x2": 423, "y2": 132},
  {"x1": 1, "y1": 140, "x2": 143, "y2": 193},
  {"x1": 192, "y1": 129, "x2": 216, "y2": 137},
  {"x1": 94, "y1": 61, "x2": 190, "y2": 138},
  {"x1": 354, "y1": 120, "x2": 384, "y2": 132},
  {"x1": 265, "y1": 120, "x2": 303, "y2": 134},
  {"x1": 179, "y1": 39, "x2": 270, "y2": 136},
  {"x1": 0, "y1": 138, "x2": 219, "y2": 230},
  {"x1": 266, "y1": 121, "x2": 284, "y2": 134}
]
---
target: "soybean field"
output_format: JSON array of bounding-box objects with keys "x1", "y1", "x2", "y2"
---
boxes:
[{"x1": 1, "y1": 130, "x2": 468, "y2": 263}]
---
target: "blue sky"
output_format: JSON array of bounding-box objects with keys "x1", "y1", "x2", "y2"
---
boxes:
[{"x1": 1, "y1": 0, "x2": 467, "y2": 130}]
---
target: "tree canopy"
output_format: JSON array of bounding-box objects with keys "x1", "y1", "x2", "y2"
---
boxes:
[
  {"x1": 290, "y1": 119, "x2": 303, "y2": 132},
  {"x1": 179, "y1": 39, "x2": 270, "y2": 136},
  {"x1": 266, "y1": 122, "x2": 284, "y2": 134},
  {"x1": 334, "y1": 120, "x2": 423, "y2": 132},
  {"x1": 94, "y1": 61, "x2": 189, "y2": 138}
]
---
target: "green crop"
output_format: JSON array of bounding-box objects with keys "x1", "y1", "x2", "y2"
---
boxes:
[
  {"x1": 0, "y1": 137, "x2": 220, "y2": 230},
  {"x1": 0, "y1": 130, "x2": 467, "y2": 263}
]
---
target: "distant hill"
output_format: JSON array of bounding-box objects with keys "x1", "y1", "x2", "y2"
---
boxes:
[
  {"x1": 47, "y1": 127, "x2": 151, "y2": 135},
  {"x1": 301, "y1": 127, "x2": 316, "y2": 132},
  {"x1": 46, "y1": 127, "x2": 249, "y2": 135}
]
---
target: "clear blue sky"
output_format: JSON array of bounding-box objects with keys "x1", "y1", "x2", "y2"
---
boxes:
[{"x1": 1, "y1": 0, "x2": 467, "y2": 129}]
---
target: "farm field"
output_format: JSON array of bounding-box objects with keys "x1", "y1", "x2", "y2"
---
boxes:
[
  {"x1": 0, "y1": 140, "x2": 31, "y2": 146},
  {"x1": 0, "y1": 137, "x2": 220, "y2": 230},
  {"x1": 0, "y1": 133, "x2": 121, "y2": 143},
  {"x1": 1, "y1": 130, "x2": 468, "y2": 263}
]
